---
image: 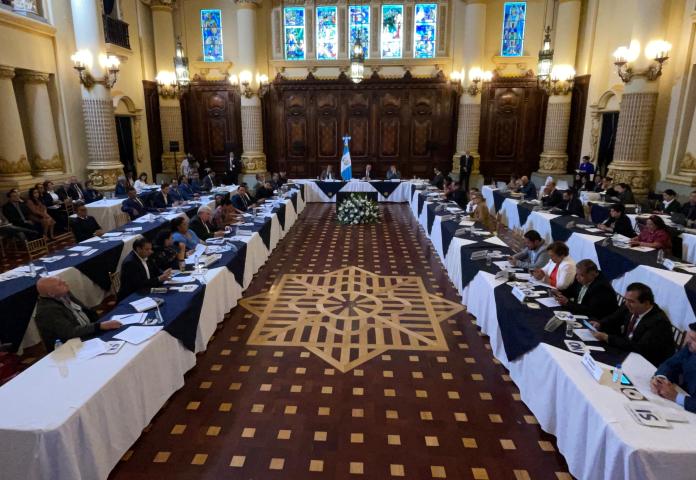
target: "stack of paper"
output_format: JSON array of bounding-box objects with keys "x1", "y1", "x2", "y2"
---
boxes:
[
  {"x1": 68, "y1": 246, "x2": 91, "y2": 252},
  {"x1": 129, "y1": 297, "x2": 159, "y2": 312},
  {"x1": 114, "y1": 326, "x2": 163, "y2": 345},
  {"x1": 111, "y1": 312, "x2": 148, "y2": 325}
]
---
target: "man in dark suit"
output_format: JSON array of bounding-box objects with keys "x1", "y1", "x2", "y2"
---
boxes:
[
  {"x1": 117, "y1": 236, "x2": 172, "y2": 301},
  {"x1": 70, "y1": 203, "x2": 103, "y2": 242},
  {"x1": 556, "y1": 190, "x2": 584, "y2": 217},
  {"x1": 362, "y1": 164, "x2": 375, "y2": 181},
  {"x1": 168, "y1": 179, "x2": 183, "y2": 203},
  {"x1": 651, "y1": 322, "x2": 696, "y2": 413},
  {"x1": 35, "y1": 277, "x2": 121, "y2": 351},
  {"x1": 121, "y1": 187, "x2": 146, "y2": 220},
  {"x1": 2, "y1": 189, "x2": 39, "y2": 235},
  {"x1": 597, "y1": 203, "x2": 635, "y2": 237},
  {"x1": 591, "y1": 282, "x2": 675, "y2": 366},
  {"x1": 518, "y1": 176, "x2": 537, "y2": 200},
  {"x1": 189, "y1": 206, "x2": 224, "y2": 241},
  {"x1": 681, "y1": 191, "x2": 696, "y2": 227},
  {"x1": 553, "y1": 260, "x2": 618, "y2": 319},
  {"x1": 541, "y1": 181, "x2": 564, "y2": 208},
  {"x1": 656, "y1": 189, "x2": 681, "y2": 215},
  {"x1": 459, "y1": 151, "x2": 474, "y2": 191},
  {"x1": 152, "y1": 183, "x2": 173, "y2": 209},
  {"x1": 231, "y1": 185, "x2": 252, "y2": 212},
  {"x1": 177, "y1": 175, "x2": 196, "y2": 200},
  {"x1": 66, "y1": 176, "x2": 86, "y2": 202},
  {"x1": 201, "y1": 169, "x2": 216, "y2": 192},
  {"x1": 255, "y1": 181, "x2": 274, "y2": 200},
  {"x1": 319, "y1": 165, "x2": 336, "y2": 181},
  {"x1": 430, "y1": 168, "x2": 445, "y2": 190}
]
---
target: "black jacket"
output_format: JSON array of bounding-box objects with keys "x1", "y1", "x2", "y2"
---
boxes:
[
  {"x1": 189, "y1": 215, "x2": 216, "y2": 241},
  {"x1": 67, "y1": 183, "x2": 86, "y2": 201},
  {"x1": 658, "y1": 200, "x2": 682, "y2": 215},
  {"x1": 255, "y1": 186, "x2": 274, "y2": 200},
  {"x1": 70, "y1": 215, "x2": 102, "y2": 242},
  {"x1": 35, "y1": 295, "x2": 100, "y2": 351},
  {"x1": 459, "y1": 155, "x2": 473, "y2": 176},
  {"x1": 603, "y1": 214, "x2": 635, "y2": 238},
  {"x1": 599, "y1": 305, "x2": 675, "y2": 366},
  {"x1": 84, "y1": 188, "x2": 103, "y2": 203},
  {"x1": 231, "y1": 194, "x2": 249, "y2": 212},
  {"x1": 557, "y1": 197, "x2": 584, "y2": 217},
  {"x1": 681, "y1": 202, "x2": 696, "y2": 222},
  {"x1": 2, "y1": 201, "x2": 33, "y2": 228},
  {"x1": 152, "y1": 191, "x2": 172, "y2": 209},
  {"x1": 560, "y1": 275, "x2": 618, "y2": 320},
  {"x1": 542, "y1": 189, "x2": 564, "y2": 208},
  {"x1": 117, "y1": 251, "x2": 163, "y2": 301},
  {"x1": 431, "y1": 173, "x2": 445, "y2": 190}
]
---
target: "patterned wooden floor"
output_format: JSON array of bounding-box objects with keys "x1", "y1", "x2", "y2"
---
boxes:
[{"x1": 108, "y1": 204, "x2": 571, "y2": 480}]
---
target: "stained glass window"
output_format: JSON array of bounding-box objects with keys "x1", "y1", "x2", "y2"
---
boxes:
[
  {"x1": 201, "y1": 9, "x2": 223, "y2": 62},
  {"x1": 501, "y1": 1, "x2": 526, "y2": 57},
  {"x1": 413, "y1": 3, "x2": 437, "y2": 59},
  {"x1": 348, "y1": 5, "x2": 370, "y2": 59},
  {"x1": 316, "y1": 6, "x2": 338, "y2": 60},
  {"x1": 381, "y1": 4, "x2": 403, "y2": 59},
  {"x1": 284, "y1": 6, "x2": 306, "y2": 61}
]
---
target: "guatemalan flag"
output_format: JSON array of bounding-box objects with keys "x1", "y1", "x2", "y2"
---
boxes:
[{"x1": 341, "y1": 135, "x2": 352, "y2": 181}]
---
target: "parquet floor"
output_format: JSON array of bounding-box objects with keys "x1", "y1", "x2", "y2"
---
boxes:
[{"x1": 107, "y1": 203, "x2": 570, "y2": 479}]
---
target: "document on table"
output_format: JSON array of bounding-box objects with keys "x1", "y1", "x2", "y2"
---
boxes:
[
  {"x1": 583, "y1": 227, "x2": 604, "y2": 233},
  {"x1": 530, "y1": 278, "x2": 554, "y2": 289},
  {"x1": 537, "y1": 297, "x2": 561, "y2": 308},
  {"x1": 102, "y1": 232, "x2": 124, "y2": 237},
  {"x1": 630, "y1": 246, "x2": 655, "y2": 252},
  {"x1": 484, "y1": 236, "x2": 508, "y2": 247},
  {"x1": 573, "y1": 329, "x2": 599, "y2": 342},
  {"x1": 68, "y1": 245, "x2": 92, "y2": 252},
  {"x1": 129, "y1": 297, "x2": 159, "y2": 312},
  {"x1": 114, "y1": 326, "x2": 163, "y2": 345},
  {"x1": 74, "y1": 338, "x2": 108, "y2": 360},
  {"x1": 111, "y1": 312, "x2": 148, "y2": 325},
  {"x1": 459, "y1": 220, "x2": 475, "y2": 226},
  {"x1": 493, "y1": 260, "x2": 512, "y2": 270},
  {"x1": 166, "y1": 275, "x2": 195, "y2": 284}
]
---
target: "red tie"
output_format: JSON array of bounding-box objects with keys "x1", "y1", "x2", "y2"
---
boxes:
[
  {"x1": 626, "y1": 314, "x2": 639, "y2": 336},
  {"x1": 549, "y1": 263, "x2": 560, "y2": 288}
]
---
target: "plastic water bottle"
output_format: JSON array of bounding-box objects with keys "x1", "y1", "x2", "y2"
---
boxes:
[
  {"x1": 635, "y1": 204, "x2": 642, "y2": 215},
  {"x1": 54, "y1": 339, "x2": 68, "y2": 378},
  {"x1": 485, "y1": 252, "x2": 492, "y2": 267},
  {"x1": 612, "y1": 364, "x2": 622, "y2": 384},
  {"x1": 656, "y1": 249, "x2": 665, "y2": 265},
  {"x1": 28, "y1": 262, "x2": 36, "y2": 277},
  {"x1": 565, "y1": 320, "x2": 574, "y2": 338}
]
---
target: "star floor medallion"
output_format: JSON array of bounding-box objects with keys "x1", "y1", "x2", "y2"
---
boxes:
[{"x1": 240, "y1": 266, "x2": 464, "y2": 372}]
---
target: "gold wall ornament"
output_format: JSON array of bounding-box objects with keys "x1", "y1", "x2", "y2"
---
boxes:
[
  {"x1": 241, "y1": 153, "x2": 267, "y2": 174},
  {"x1": 679, "y1": 152, "x2": 696, "y2": 172},
  {"x1": 0, "y1": 155, "x2": 31, "y2": 175},
  {"x1": 32, "y1": 154, "x2": 63, "y2": 172}
]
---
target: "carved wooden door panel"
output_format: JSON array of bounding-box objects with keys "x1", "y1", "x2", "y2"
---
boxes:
[
  {"x1": 409, "y1": 91, "x2": 434, "y2": 178},
  {"x1": 284, "y1": 93, "x2": 309, "y2": 177},
  {"x1": 315, "y1": 93, "x2": 339, "y2": 163}
]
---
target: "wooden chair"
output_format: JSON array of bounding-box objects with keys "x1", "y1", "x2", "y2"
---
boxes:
[
  {"x1": 108, "y1": 271, "x2": 121, "y2": 298},
  {"x1": 22, "y1": 237, "x2": 48, "y2": 261},
  {"x1": 115, "y1": 212, "x2": 131, "y2": 227},
  {"x1": 672, "y1": 326, "x2": 687, "y2": 350}
]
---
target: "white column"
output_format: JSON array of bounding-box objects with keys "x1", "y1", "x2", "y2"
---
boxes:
[
  {"x1": 0, "y1": 66, "x2": 32, "y2": 180},
  {"x1": 236, "y1": 0, "x2": 267, "y2": 175},
  {"x1": 70, "y1": 0, "x2": 123, "y2": 189},
  {"x1": 152, "y1": 0, "x2": 183, "y2": 175},
  {"x1": 17, "y1": 71, "x2": 64, "y2": 175},
  {"x1": 607, "y1": 0, "x2": 667, "y2": 195},
  {"x1": 452, "y1": 1, "x2": 486, "y2": 179},
  {"x1": 538, "y1": 0, "x2": 581, "y2": 174}
]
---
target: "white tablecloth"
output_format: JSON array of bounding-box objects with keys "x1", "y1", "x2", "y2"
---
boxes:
[
  {"x1": 296, "y1": 179, "x2": 412, "y2": 203},
  {"x1": 0, "y1": 192, "x2": 305, "y2": 480},
  {"x1": 85, "y1": 198, "x2": 125, "y2": 231},
  {"x1": 681, "y1": 232, "x2": 696, "y2": 264}
]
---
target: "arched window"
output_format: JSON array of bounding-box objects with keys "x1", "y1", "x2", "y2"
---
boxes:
[{"x1": 501, "y1": 1, "x2": 526, "y2": 57}]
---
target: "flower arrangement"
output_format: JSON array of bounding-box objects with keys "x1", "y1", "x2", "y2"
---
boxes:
[{"x1": 337, "y1": 194, "x2": 381, "y2": 225}]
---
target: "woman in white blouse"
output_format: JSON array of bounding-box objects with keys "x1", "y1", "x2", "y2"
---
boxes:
[
  {"x1": 133, "y1": 172, "x2": 150, "y2": 192},
  {"x1": 532, "y1": 241, "x2": 576, "y2": 290}
]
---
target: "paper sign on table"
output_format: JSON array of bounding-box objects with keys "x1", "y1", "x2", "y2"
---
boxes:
[
  {"x1": 129, "y1": 297, "x2": 159, "y2": 312},
  {"x1": 573, "y1": 328, "x2": 599, "y2": 342},
  {"x1": 111, "y1": 312, "x2": 147, "y2": 325},
  {"x1": 114, "y1": 326, "x2": 163, "y2": 345},
  {"x1": 537, "y1": 297, "x2": 561, "y2": 308}
]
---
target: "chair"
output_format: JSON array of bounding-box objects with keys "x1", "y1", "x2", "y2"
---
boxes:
[
  {"x1": 672, "y1": 326, "x2": 687, "y2": 350},
  {"x1": 108, "y1": 271, "x2": 121, "y2": 298},
  {"x1": 115, "y1": 212, "x2": 131, "y2": 227},
  {"x1": 22, "y1": 237, "x2": 48, "y2": 261}
]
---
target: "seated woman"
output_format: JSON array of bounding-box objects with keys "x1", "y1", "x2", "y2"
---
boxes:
[
  {"x1": 471, "y1": 194, "x2": 497, "y2": 233},
  {"x1": 26, "y1": 187, "x2": 56, "y2": 239},
  {"x1": 630, "y1": 215, "x2": 672, "y2": 252},
  {"x1": 613, "y1": 182, "x2": 636, "y2": 204},
  {"x1": 170, "y1": 216, "x2": 202, "y2": 251},
  {"x1": 133, "y1": 172, "x2": 150, "y2": 192},
  {"x1": 152, "y1": 229, "x2": 186, "y2": 271},
  {"x1": 115, "y1": 176, "x2": 128, "y2": 196},
  {"x1": 42, "y1": 180, "x2": 64, "y2": 208},
  {"x1": 532, "y1": 241, "x2": 576, "y2": 290},
  {"x1": 575, "y1": 173, "x2": 595, "y2": 191},
  {"x1": 213, "y1": 198, "x2": 239, "y2": 228},
  {"x1": 83, "y1": 180, "x2": 104, "y2": 203},
  {"x1": 507, "y1": 174, "x2": 519, "y2": 191}
]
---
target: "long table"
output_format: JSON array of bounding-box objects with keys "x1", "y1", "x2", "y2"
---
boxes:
[
  {"x1": 410, "y1": 186, "x2": 696, "y2": 480},
  {"x1": 0, "y1": 188, "x2": 305, "y2": 480},
  {"x1": 296, "y1": 179, "x2": 412, "y2": 203}
]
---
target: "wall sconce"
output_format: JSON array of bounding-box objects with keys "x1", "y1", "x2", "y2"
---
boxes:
[
  {"x1": 466, "y1": 67, "x2": 492, "y2": 96},
  {"x1": 449, "y1": 70, "x2": 463, "y2": 94},
  {"x1": 71, "y1": 50, "x2": 120, "y2": 89},
  {"x1": 173, "y1": 38, "x2": 190, "y2": 94},
  {"x1": 613, "y1": 39, "x2": 671, "y2": 83},
  {"x1": 234, "y1": 70, "x2": 270, "y2": 98},
  {"x1": 156, "y1": 70, "x2": 179, "y2": 99},
  {"x1": 542, "y1": 64, "x2": 575, "y2": 96}
]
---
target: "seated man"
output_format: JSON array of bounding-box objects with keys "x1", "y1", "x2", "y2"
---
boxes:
[
  {"x1": 201, "y1": 169, "x2": 216, "y2": 192},
  {"x1": 386, "y1": 164, "x2": 401, "y2": 180},
  {"x1": 430, "y1": 168, "x2": 445, "y2": 190},
  {"x1": 117, "y1": 236, "x2": 171, "y2": 301},
  {"x1": 83, "y1": 180, "x2": 103, "y2": 203},
  {"x1": 556, "y1": 190, "x2": 584, "y2": 217},
  {"x1": 362, "y1": 163, "x2": 375, "y2": 181},
  {"x1": 70, "y1": 203, "x2": 104, "y2": 242},
  {"x1": 255, "y1": 181, "x2": 275, "y2": 200},
  {"x1": 464, "y1": 188, "x2": 480, "y2": 214},
  {"x1": 656, "y1": 189, "x2": 681, "y2": 215},
  {"x1": 682, "y1": 190, "x2": 696, "y2": 227},
  {"x1": 319, "y1": 165, "x2": 336, "y2": 181},
  {"x1": 541, "y1": 181, "x2": 564, "y2": 208},
  {"x1": 2, "y1": 189, "x2": 40, "y2": 236},
  {"x1": 168, "y1": 178, "x2": 183, "y2": 203},
  {"x1": 231, "y1": 185, "x2": 252, "y2": 212},
  {"x1": 612, "y1": 182, "x2": 636, "y2": 204},
  {"x1": 177, "y1": 175, "x2": 196, "y2": 200},
  {"x1": 121, "y1": 187, "x2": 147, "y2": 220},
  {"x1": 510, "y1": 230, "x2": 549, "y2": 270},
  {"x1": 552, "y1": 259, "x2": 618, "y2": 319},
  {"x1": 66, "y1": 176, "x2": 86, "y2": 202},
  {"x1": 597, "y1": 203, "x2": 635, "y2": 238},
  {"x1": 190, "y1": 205, "x2": 224, "y2": 241},
  {"x1": 518, "y1": 176, "x2": 537, "y2": 200},
  {"x1": 0, "y1": 211, "x2": 38, "y2": 241},
  {"x1": 591, "y1": 282, "x2": 675, "y2": 366},
  {"x1": 596, "y1": 176, "x2": 617, "y2": 197},
  {"x1": 35, "y1": 277, "x2": 121, "y2": 351},
  {"x1": 271, "y1": 173, "x2": 282, "y2": 189},
  {"x1": 152, "y1": 183, "x2": 173, "y2": 209},
  {"x1": 651, "y1": 322, "x2": 696, "y2": 413}
]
